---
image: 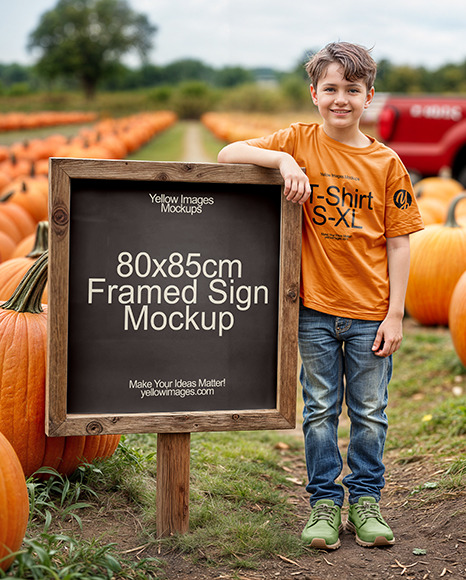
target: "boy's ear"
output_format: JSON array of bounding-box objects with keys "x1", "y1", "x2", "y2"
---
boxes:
[
  {"x1": 364, "y1": 87, "x2": 375, "y2": 109},
  {"x1": 310, "y1": 84, "x2": 318, "y2": 106}
]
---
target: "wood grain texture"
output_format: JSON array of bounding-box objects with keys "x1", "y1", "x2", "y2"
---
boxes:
[
  {"x1": 46, "y1": 159, "x2": 301, "y2": 436},
  {"x1": 156, "y1": 433, "x2": 190, "y2": 537},
  {"x1": 46, "y1": 158, "x2": 71, "y2": 435}
]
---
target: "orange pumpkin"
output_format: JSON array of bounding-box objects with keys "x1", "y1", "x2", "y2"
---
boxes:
[
  {"x1": 0, "y1": 252, "x2": 120, "y2": 477},
  {"x1": 0, "y1": 221, "x2": 49, "y2": 302},
  {"x1": 1, "y1": 176, "x2": 48, "y2": 223},
  {"x1": 414, "y1": 176, "x2": 464, "y2": 204},
  {"x1": 0, "y1": 230, "x2": 16, "y2": 263},
  {"x1": 0, "y1": 170, "x2": 10, "y2": 192},
  {"x1": 415, "y1": 197, "x2": 448, "y2": 225},
  {"x1": 405, "y1": 193, "x2": 466, "y2": 326},
  {"x1": 0, "y1": 210, "x2": 24, "y2": 244},
  {"x1": 449, "y1": 271, "x2": 466, "y2": 366},
  {"x1": 0, "y1": 201, "x2": 36, "y2": 241},
  {"x1": 0, "y1": 432, "x2": 29, "y2": 571}
]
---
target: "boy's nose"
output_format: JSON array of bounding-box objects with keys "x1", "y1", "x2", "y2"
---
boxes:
[{"x1": 334, "y1": 92, "x2": 348, "y2": 104}]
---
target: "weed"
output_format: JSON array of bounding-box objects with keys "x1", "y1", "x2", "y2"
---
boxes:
[
  {"x1": 1, "y1": 532, "x2": 165, "y2": 580},
  {"x1": 408, "y1": 459, "x2": 466, "y2": 505},
  {"x1": 27, "y1": 467, "x2": 98, "y2": 532}
]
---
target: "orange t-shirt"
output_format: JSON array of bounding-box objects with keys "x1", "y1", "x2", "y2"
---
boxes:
[{"x1": 247, "y1": 123, "x2": 424, "y2": 320}]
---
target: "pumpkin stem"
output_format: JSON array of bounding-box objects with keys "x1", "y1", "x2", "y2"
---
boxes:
[
  {"x1": 1, "y1": 251, "x2": 48, "y2": 314},
  {"x1": 0, "y1": 191, "x2": 14, "y2": 203},
  {"x1": 26, "y1": 221, "x2": 49, "y2": 259},
  {"x1": 445, "y1": 193, "x2": 466, "y2": 228}
]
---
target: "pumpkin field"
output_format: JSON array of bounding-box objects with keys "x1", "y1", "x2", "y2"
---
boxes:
[{"x1": 0, "y1": 103, "x2": 465, "y2": 580}]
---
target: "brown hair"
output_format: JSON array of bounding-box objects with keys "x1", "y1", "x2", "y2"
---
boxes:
[{"x1": 305, "y1": 42, "x2": 377, "y2": 90}]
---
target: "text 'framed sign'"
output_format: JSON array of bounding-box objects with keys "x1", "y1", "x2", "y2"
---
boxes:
[{"x1": 46, "y1": 159, "x2": 302, "y2": 436}]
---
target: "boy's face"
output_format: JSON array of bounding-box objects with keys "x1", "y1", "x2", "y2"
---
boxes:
[{"x1": 310, "y1": 62, "x2": 374, "y2": 139}]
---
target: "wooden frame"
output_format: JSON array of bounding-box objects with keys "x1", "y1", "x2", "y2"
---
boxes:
[{"x1": 46, "y1": 158, "x2": 302, "y2": 437}]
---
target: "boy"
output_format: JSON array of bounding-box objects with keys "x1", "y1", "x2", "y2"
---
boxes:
[{"x1": 218, "y1": 42, "x2": 424, "y2": 550}]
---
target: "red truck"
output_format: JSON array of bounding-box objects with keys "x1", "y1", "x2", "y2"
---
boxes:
[{"x1": 376, "y1": 95, "x2": 466, "y2": 186}]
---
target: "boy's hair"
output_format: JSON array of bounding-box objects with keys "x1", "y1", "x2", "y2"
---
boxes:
[{"x1": 305, "y1": 42, "x2": 377, "y2": 91}]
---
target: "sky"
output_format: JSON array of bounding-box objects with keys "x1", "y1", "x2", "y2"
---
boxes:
[{"x1": 2, "y1": 0, "x2": 466, "y2": 71}]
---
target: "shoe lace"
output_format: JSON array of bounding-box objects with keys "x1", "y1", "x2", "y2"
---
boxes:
[
  {"x1": 311, "y1": 503, "x2": 338, "y2": 523},
  {"x1": 354, "y1": 501, "x2": 383, "y2": 523}
]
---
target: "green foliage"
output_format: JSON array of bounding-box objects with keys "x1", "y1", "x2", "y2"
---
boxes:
[
  {"x1": 215, "y1": 66, "x2": 255, "y2": 88},
  {"x1": 1, "y1": 532, "x2": 164, "y2": 579},
  {"x1": 280, "y1": 74, "x2": 312, "y2": 110},
  {"x1": 1, "y1": 450, "x2": 165, "y2": 579},
  {"x1": 170, "y1": 81, "x2": 219, "y2": 119},
  {"x1": 420, "y1": 398, "x2": 466, "y2": 437},
  {"x1": 81, "y1": 437, "x2": 157, "y2": 507},
  {"x1": 27, "y1": 466, "x2": 98, "y2": 531},
  {"x1": 387, "y1": 323, "x2": 466, "y2": 462},
  {"x1": 3, "y1": 49, "x2": 466, "y2": 100},
  {"x1": 219, "y1": 83, "x2": 288, "y2": 113},
  {"x1": 163, "y1": 431, "x2": 305, "y2": 565},
  {"x1": 408, "y1": 459, "x2": 466, "y2": 505},
  {"x1": 27, "y1": 0, "x2": 157, "y2": 99}
]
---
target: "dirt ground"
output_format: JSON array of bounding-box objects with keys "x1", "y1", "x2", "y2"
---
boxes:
[{"x1": 72, "y1": 432, "x2": 465, "y2": 580}]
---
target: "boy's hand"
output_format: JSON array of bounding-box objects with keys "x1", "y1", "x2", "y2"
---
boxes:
[
  {"x1": 279, "y1": 156, "x2": 311, "y2": 205},
  {"x1": 218, "y1": 143, "x2": 311, "y2": 204},
  {"x1": 372, "y1": 316, "x2": 403, "y2": 357}
]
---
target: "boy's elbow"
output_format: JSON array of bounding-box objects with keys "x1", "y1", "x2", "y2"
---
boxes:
[
  {"x1": 217, "y1": 147, "x2": 229, "y2": 163},
  {"x1": 217, "y1": 144, "x2": 239, "y2": 163},
  {"x1": 217, "y1": 141, "x2": 248, "y2": 164}
]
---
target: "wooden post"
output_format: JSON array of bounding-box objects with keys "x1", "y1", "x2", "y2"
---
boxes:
[{"x1": 156, "y1": 433, "x2": 191, "y2": 537}]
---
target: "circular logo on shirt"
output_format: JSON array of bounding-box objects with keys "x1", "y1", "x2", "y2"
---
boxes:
[{"x1": 393, "y1": 189, "x2": 412, "y2": 209}]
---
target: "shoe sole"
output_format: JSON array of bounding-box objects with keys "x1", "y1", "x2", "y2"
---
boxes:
[
  {"x1": 307, "y1": 524, "x2": 344, "y2": 550},
  {"x1": 346, "y1": 521, "x2": 395, "y2": 547}
]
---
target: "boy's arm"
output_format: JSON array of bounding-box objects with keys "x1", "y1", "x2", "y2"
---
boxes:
[
  {"x1": 218, "y1": 141, "x2": 311, "y2": 204},
  {"x1": 372, "y1": 234, "x2": 411, "y2": 357}
]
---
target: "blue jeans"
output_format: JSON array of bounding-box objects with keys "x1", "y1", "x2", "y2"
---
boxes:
[{"x1": 298, "y1": 306, "x2": 392, "y2": 507}]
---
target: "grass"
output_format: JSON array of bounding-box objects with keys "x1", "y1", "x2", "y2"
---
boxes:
[
  {"x1": 126, "y1": 120, "x2": 224, "y2": 162},
  {"x1": 386, "y1": 321, "x2": 466, "y2": 463},
  {"x1": 126, "y1": 122, "x2": 187, "y2": 162},
  {"x1": 2, "y1": 462, "x2": 165, "y2": 579},
  {"x1": 199, "y1": 123, "x2": 226, "y2": 160}
]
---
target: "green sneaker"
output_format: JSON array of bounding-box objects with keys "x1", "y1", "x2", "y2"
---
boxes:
[
  {"x1": 347, "y1": 496, "x2": 395, "y2": 547},
  {"x1": 301, "y1": 499, "x2": 343, "y2": 550}
]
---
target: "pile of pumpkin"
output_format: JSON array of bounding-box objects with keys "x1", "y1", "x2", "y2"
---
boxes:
[
  {"x1": 0, "y1": 110, "x2": 98, "y2": 132},
  {"x1": 201, "y1": 111, "x2": 320, "y2": 143},
  {"x1": 0, "y1": 110, "x2": 177, "y2": 571},
  {"x1": 0, "y1": 110, "x2": 178, "y2": 262},
  {"x1": 406, "y1": 176, "x2": 466, "y2": 368}
]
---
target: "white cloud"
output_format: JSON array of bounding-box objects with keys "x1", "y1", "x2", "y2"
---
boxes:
[{"x1": 1, "y1": 0, "x2": 466, "y2": 71}]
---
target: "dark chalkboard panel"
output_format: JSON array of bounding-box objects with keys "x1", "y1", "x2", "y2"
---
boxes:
[{"x1": 46, "y1": 159, "x2": 301, "y2": 436}]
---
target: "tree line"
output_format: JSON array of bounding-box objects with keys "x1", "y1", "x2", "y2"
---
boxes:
[
  {"x1": 1, "y1": 0, "x2": 465, "y2": 115},
  {"x1": 1, "y1": 56, "x2": 466, "y2": 96}
]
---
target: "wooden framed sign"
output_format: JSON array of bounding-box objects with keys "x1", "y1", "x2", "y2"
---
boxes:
[{"x1": 46, "y1": 159, "x2": 302, "y2": 437}]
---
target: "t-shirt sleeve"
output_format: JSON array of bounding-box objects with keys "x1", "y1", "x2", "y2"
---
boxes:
[
  {"x1": 384, "y1": 163, "x2": 424, "y2": 237},
  {"x1": 245, "y1": 125, "x2": 297, "y2": 155}
]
